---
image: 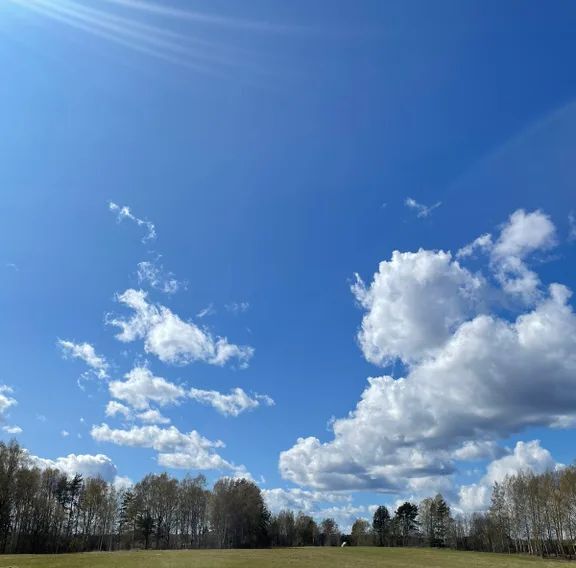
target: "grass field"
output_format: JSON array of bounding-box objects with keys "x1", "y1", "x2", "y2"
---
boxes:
[{"x1": 0, "y1": 548, "x2": 567, "y2": 568}]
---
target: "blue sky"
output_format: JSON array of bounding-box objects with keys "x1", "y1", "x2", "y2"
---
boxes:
[{"x1": 1, "y1": 0, "x2": 576, "y2": 528}]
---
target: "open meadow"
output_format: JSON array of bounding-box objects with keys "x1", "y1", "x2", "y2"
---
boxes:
[{"x1": 0, "y1": 548, "x2": 567, "y2": 568}]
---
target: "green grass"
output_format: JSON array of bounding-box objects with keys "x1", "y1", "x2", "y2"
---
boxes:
[{"x1": 0, "y1": 547, "x2": 567, "y2": 568}]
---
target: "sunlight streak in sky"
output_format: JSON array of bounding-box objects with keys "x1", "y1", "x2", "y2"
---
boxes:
[
  {"x1": 7, "y1": 0, "x2": 284, "y2": 75},
  {"x1": 99, "y1": 0, "x2": 295, "y2": 33}
]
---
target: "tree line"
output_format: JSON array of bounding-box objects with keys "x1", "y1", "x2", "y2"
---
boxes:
[
  {"x1": 0, "y1": 440, "x2": 337, "y2": 553},
  {"x1": 451, "y1": 467, "x2": 576, "y2": 557},
  {"x1": 350, "y1": 470, "x2": 576, "y2": 559},
  {"x1": 1, "y1": 440, "x2": 575, "y2": 557}
]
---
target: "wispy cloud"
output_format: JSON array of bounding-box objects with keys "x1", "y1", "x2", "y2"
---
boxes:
[
  {"x1": 225, "y1": 301, "x2": 250, "y2": 314},
  {"x1": 58, "y1": 339, "x2": 109, "y2": 380},
  {"x1": 109, "y1": 202, "x2": 156, "y2": 243},
  {"x1": 196, "y1": 304, "x2": 216, "y2": 319},
  {"x1": 456, "y1": 233, "x2": 493, "y2": 259},
  {"x1": 137, "y1": 260, "x2": 184, "y2": 294},
  {"x1": 405, "y1": 197, "x2": 442, "y2": 218},
  {"x1": 569, "y1": 211, "x2": 576, "y2": 242}
]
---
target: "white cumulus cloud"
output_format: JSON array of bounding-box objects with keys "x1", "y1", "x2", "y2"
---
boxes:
[
  {"x1": 2, "y1": 425, "x2": 22, "y2": 434},
  {"x1": 105, "y1": 400, "x2": 132, "y2": 419},
  {"x1": 91, "y1": 423, "x2": 245, "y2": 474},
  {"x1": 458, "y1": 440, "x2": 557, "y2": 512},
  {"x1": 107, "y1": 289, "x2": 254, "y2": 367},
  {"x1": 263, "y1": 488, "x2": 351, "y2": 514},
  {"x1": 263, "y1": 488, "x2": 375, "y2": 533},
  {"x1": 491, "y1": 209, "x2": 557, "y2": 301},
  {"x1": 0, "y1": 386, "x2": 17, "y2": 422},
  {"x1": 280, "y1": 210, "x2": 576, "y2": 494},
  {"x1": 188, "y1": 387, "x2": 274, "y2": 417},
  {"x1": 457, "y1": 209, "x2": 557, "y2": 302},
  {"x1": 105, "y1": 399, "x2": 170, "y2": 424},
  {"x1": 136, "y1": 408, "x2": 171, "y2": 424},
  {"x1": 109, "y1": 366, "x2": 185, "y2": 410},
  {"x1": 30, "y1": 452, "x2": 119, "y2": 483},
  {"x1": 352, "y1": 249, "x2": 484, "y2": 365},
  {"x1": 113, "y1": 475, "x2": 134, "y2": 491}
]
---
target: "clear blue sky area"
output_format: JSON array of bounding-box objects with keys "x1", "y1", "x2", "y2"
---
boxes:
[{"x1": 1, "y1": 0, "x2": 575, "y2": 528}]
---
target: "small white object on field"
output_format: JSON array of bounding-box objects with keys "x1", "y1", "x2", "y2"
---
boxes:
[{"x1": 341, "y1": 541, "x2": 348, "y2": 547}]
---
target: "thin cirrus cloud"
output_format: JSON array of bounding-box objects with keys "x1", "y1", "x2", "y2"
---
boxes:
[
  {"x1": 106, "y1": 289, "x2": 254, "y2": 368},
  {"x1": 280, "y1": 209, "x2": 576, "y2": 496},
  {"x1": 405, "y1": 196, "x2": 442, "y2": 218},
  {"x1": 196, "y1": 304, "x2": 216, "y2": 319},
  {"x1": 109, "y1": 202, "x2": 156, "y2": 243},
  {"x1": 225, "y1": 302, "x2": 250, "y2": 314}
]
